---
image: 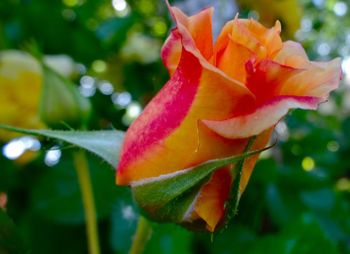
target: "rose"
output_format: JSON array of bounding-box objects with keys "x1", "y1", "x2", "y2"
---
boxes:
[
  {"x1": 0, "y1": 50, "x2": 91, "y2": 140},
  {"x1": 0, "y1": 50, "x2": 44, "y2": 141},
  {"x1": 116, "y1": 3, "x2": 341, "y2": 232}
]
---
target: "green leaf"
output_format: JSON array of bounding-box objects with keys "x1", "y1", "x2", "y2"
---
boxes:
[
  {"x1": 31, "y1": 153, "x2": 121, "y2": 224},
  {"x1": 133, "y1": 143, "x2": 272, "y2": 227},
  {"x1": 224, "y1": 136, "x2": 257, "y2": 225},
  {"x1": 0, "y1": 209, "x2": 27, "y2": 254},
  {"x1": 144, "y1": 224, "x2": 193, "y2": 254},
  {"x1": 0, "y1": 125, "x2": 124, "y2": 168},
  {"x1": 110, "y1": 187, "x2": 139, "y2": 254}
]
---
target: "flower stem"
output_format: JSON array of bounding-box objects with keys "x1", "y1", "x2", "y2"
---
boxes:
[
  {"x1": 73, "y1": 150, "x2": 100, "y2": 254},
  {"x1": 129, "y1": 216, "x2": 153, "y2": 254}
]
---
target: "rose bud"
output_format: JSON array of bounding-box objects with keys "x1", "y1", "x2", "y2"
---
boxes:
[
  {"x1": 116, "y1": 3, "x2": 341, "y2": 232},
  {"x1": 0, "y1": 50, "x2": 45, "y2": 141}
]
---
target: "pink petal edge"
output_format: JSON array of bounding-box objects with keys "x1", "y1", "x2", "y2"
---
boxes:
[{"x1": 202, "y1": 96, "x2": 322, "y2": 139}]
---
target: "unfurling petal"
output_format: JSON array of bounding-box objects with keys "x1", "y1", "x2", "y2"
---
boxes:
[
  {"x1": 161, "y1": 4, "x2": 214, "y2": 75},
  {"x1": 203, "y1": 96, "x2": 320, "y2": 139}
]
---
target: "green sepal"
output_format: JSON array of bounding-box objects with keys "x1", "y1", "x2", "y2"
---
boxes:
[{"x1": 132, "y1": 143, "x2": 271, "y2": 229}]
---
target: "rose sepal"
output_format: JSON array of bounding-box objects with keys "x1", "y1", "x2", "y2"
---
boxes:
[{"x1": 131, "y1": 141, "x2": 273, "y2": 231}]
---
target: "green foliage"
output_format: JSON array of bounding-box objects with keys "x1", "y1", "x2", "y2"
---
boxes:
[
  {"x1": 0, "y1": 209, "x2": 27, "y2": 254},
  {"x1": 0, "y1": 125, "x2": 124, "y2": 167}
]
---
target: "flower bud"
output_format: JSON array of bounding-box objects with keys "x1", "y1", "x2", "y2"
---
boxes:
[
  {"x1": 0, "y1": 50, "x2": 44, "y2": 141},
  {"x1": 40, "y1": 64, "x2": 91, "y2": 129},
  {"x1": 116, "y1": 2, "x2": 341, "y2": 232},
  {"x1": 44, "y1": 54, "x2": 79, "y2": 79}
]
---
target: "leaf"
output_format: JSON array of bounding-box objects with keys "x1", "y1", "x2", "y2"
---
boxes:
[
  {"x1": 132, "y1": 144, "x2": 272, "y2": 225},
  {"x1": 224, "y1": 136, "x2": 257, "y2": 225},
  {"x1": 0, "y1": 209, "x2": 27, "y2": 254},
  {"x1": 96, "y1": 15, "x2": 136, "y2": 49},
  {"x1": 0, "y1": 125, "x2": 124, "y2": 168},
  {"x1": 31, "y1": 153, "x2": 121, "y2": 224},
  {"x1": 144, "y1": 224, "x2": 193, "y2": 254},
  {"x1": 110, "y1": 187, "x2": 139, "y2": 254}
]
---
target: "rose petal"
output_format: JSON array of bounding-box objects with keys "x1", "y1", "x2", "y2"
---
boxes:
[
  {"x1": 274, "y1": 41, "x2": 309, "y2": 68},
  {"x1": 230, "y1": 18, "x2": 282, "y2": 60},
  {"x1": 161, "y1": 28, "x2": 182, "y2": 76},
  {"x1": 117, "y1": 46, "x2": 254, "y2": 184},
  {"x1": 168, "y1": 5, "x2": 214, "y2": 61},
  {"x1": 161, "y1": 3, "x2": 215, "y2": 76},
  {"x1": 192, "y1": 128, "x2": 272, "y2": 231},
  {"x1": 203, "y1": 95, "x2": 321, "y2": 139},
  {"x1": 280, "y1": 58, "x2": 342, "y2": 99},
  {"x1": 245, "y1": 60, "x2": 302, "y2": 104},
  {"x1": 194, "y1": 167, "x2": 232, "y2": 232},
  {"x1": 216, "y1": 38, "x2": 254, "y2": 83},
  {"x1": 274, "y1": 43, "x2": 342, "y2": 98}
]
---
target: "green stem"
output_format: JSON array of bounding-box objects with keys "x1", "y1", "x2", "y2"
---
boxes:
[
  {"x1": 73, "y1": 150, "x2": 100, "y2": 254},
  {"x1": 129, "y1": 216, "x2": 153, "y2": 254}
]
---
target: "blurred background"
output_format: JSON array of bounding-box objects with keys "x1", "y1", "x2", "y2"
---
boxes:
[{"x1": 0, "y1": 0, "x2": 350, "y2": 253}]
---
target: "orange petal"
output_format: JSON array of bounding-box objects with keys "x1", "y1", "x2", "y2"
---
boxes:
[
  {"x1": 168, "y1": 3, "x2": 214, "y2": 61},
  {"x1": 274, "y1": 41, "x2": 309, "y2": 68},
  {"x1": 161, "y1": 28, "x2": 182, "y2": 76},
  {"x1": 230, "y1": 18, "x2": 282, "y2": 60},
  {"x1": 216, "y1": 38, "x2": 254, "y2": 83},
  {"x1": 239, "y1": 128, "x2": 273, "y2": 193},
  {"x1": 194, "y1": 167, "x2": 232, "y2": 232},
  {"x1": 193, "y1": 128, "x2": 272, "y2": 231},
  {"x1": 245, "y1": 60, "x2": 302, "y2": 104},
  {"x1": 117, "y1": 46, "x2": 254, "y2": 184},
  {"x1": 280, "y1": 58, "x2": 342, "y2": 99},
  {"x1": 274, "y1": 43, "x2": 341, "y2": 98},
  {"x1": 203, "y1": 95, "x2": 321, "y2": 139}
]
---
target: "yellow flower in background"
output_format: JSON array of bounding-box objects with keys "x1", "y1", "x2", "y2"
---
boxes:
[
  {"x1": 0, "y1": 50, "x2": 45, "y2": 141},
  {"x1": 238, "y1": 0, "x2": 302, "y2": 38}
]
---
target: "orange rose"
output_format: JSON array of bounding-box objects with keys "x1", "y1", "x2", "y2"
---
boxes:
[{"x1": 116, "y1": 3, "x2": 341, "y2": 231}]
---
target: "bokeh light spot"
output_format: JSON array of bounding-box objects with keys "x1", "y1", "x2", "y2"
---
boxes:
[
  {"x1": 98, "y1": 81, "x2": 114, "y2": 95},
  {"x1": 152, "y1": 20, "x2": 167, "y2": 37},
  {"x1": 127, "y1": 102, "x2": 142, "y2": 118},
  {"x1": 3, "y1": 139, "x2": 26, "y2": 160},
  {"x1": 112, "y1": 0, "x2": 127, "y2": 11},
  {"x1": 79, "y1": 75, "x2": 96, "y2": 97},
  {"x1": 2, "y1": 136, "x2": 41, "y2": 160},
  {"x1": 92, "y1": 60, "x2": 107, "y2": 73},
  {"x1": 112, "y1": 92, "x2": 132, "y2": 107},
  {"x1": 44, "y1": 147, "x2": 62, "y2": 167},
  {"x1": 302, "y1": 157, "x2": 315, "y2": 171},
  {"x1": 333, "y1": 2, "x2": 348, "y2": 16},
  {"x1": 341, "y1": 57, "x2": 350, "y2": 77},
  {"x1": 139, "y1": 0, "x2": 154, "y2": 15},
  {"x1": 327, "y1": 140, "x2": 339, "y2": 152},
  {"x1": 122, "y1": 102, "x2": 142, "y2": 125},
  {"x1": 317, "y1": 42, "x2": 331, "y2": 56},
  {"x1": 336, "y1": 178, "x2": 350, "y2": 191},
  {"x1": 62, "y1": 0, "x2": 84, "y2": 7}
]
